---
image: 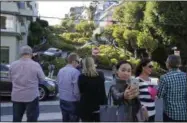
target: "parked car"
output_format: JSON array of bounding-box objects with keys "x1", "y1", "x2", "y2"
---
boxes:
[
  {"x1": 0, "y1": 64, "x2": 58, "y2": 101},
  {"x1": 43, "y1": 48, "x2": 62, "y2": 57}
]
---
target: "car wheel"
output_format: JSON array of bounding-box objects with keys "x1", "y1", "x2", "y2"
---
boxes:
[{"x1": 39, "y1": 86, "x2": 48, "y2": 101}]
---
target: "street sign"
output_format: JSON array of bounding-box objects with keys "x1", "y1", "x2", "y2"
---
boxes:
[
  {"x1": 92, "y1": 47, "x2": 99, "y2": 56},
  {"x1": 174, "y1": 50, "x2": 180, "y2": 56}
]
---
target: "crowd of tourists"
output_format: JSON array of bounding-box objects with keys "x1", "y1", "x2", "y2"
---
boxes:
[{"x1": 9, "y1": 45, "x2": 187, "y2": 122}]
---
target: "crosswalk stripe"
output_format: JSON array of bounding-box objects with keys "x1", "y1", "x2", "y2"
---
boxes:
[
  {"x1": 1, "y1": 100, "x2": 59, "y2": 108},
  {"x1": 1, "y1": 112, "x2": 62, "y2": 122},
  {"x1": 1, "y1": 100, "x2": 62, "y2": 122}
]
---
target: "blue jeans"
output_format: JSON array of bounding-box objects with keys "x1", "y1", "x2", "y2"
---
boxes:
[
  {"x1": 12, "y1": 97, "x2": 39, "y2": 122},
  {"x1": 60, "y1": 99, "x2": 79, "y2": 122}
]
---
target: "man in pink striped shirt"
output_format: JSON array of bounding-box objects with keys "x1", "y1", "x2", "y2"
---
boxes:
[{"x1": 9, "y1": 45, "x2": 45, "y2": 122}]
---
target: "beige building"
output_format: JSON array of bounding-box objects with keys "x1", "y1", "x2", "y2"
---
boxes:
[{"x1": 0, "y1": 1, "x2": 38, "y2": 64}]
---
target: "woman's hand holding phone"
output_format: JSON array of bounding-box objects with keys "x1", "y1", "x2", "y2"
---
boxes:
[{"x1": 124, "y1": 84, "x2": 139, "y2": 100}]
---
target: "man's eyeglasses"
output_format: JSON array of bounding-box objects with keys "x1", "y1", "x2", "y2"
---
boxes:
[{"x1": 75, "y1": 60, "x2": 79, "y2": 64}]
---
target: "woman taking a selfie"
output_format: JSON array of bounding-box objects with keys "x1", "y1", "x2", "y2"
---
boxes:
[{"x1": 110, "y1": 60, "x2": 146, "y2": 121}]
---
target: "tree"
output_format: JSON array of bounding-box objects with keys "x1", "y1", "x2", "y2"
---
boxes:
[
  {"x1": 111, "y1": 2, "x2": 147, "y2": 55},
  {"x1": 137, "y1": 31, "x2": 158, "y2": 56},
  {"x1": 112, "y1": 25, "x2": 125, "y2": 47},
  {"x1": 75, "y1": 21, "x2": 95, "y2": 38},
  {"x1": 49, "y1": 25, "x2": 66, "y2": 35},
  {"x1": 101, "y1": 25, "x2": 116, "y2": 45},
  {"x1": 143, "y1": 1, "x2": 187, "y2": 63},
  {"x1": 60, "y1": 18, "x2": 75, "y2": 32},
  {"x1": 113, "y1": 1, "x2": 146, "y2": 28},
  {"x1": 28, "y1": 18, "x2": 49, "y2": 47},
  {"x1": 123, "y1": 29, "x2": 139, "y2": 57},
  {"x1": 113, "y1": 4, "x2": 126, "y2": 22}
]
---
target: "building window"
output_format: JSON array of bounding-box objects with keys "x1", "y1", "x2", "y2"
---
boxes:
[
  {"x1": 26, "y1": 1, "x2": 32, "y2": 10},
  {"x1": 0, "y1": 47, "x2": 9, "y2": 64},
  {"x1": 17, "y1": 2, "x2": 25, "y2": 9},
  {"x1": 0, "y1": 16, "x2": 7, "y2": 29},
  {"x1": 6, "y1": 16, "x2": 14, "y2": 29},
  {"x1": 0, "y1": 14, "x2": 15, "y2": 31}
]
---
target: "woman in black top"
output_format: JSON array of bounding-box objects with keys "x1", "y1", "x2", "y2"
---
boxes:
[{"x1": 78, "y1": 57, "x2": 107, "y2": 122}]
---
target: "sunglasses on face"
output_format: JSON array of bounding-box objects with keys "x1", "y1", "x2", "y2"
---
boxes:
[{"x1": 148, "y1": 65, "x2": 153, "y2": 68}]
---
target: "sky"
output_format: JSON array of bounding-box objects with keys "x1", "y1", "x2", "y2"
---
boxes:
[{"x1": 38, "y1": 1, "x2": 91, "y2": 25}]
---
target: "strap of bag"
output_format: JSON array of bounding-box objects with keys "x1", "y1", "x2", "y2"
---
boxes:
[{"x1": 107, "y1": 85, "x2": 114, "y2": 106}]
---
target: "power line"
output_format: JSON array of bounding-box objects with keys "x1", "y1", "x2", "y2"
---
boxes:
[{"x1": 2, "y1": 12, "x2": 187, "y2": 26}]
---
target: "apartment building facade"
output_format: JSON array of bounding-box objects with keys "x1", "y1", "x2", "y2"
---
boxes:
[
  {"x1": 0, "y1": 1, "x2": 38, "y2": 64},
  {"x1": 93, "y1": 0, "x2": 124, "y2": 36}
]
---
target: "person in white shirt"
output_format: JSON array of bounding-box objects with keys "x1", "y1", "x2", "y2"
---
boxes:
[{"x1": 135, "y1": 59, "x2": 156, "y2": 122}]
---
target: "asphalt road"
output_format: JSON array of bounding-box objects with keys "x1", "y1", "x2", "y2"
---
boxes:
[{"x1": 0, "y1": 69, "x2": 163, "y2": 122}]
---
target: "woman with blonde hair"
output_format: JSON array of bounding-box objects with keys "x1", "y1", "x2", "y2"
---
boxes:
[{"x1": 78, "y1": 57, "x2": 107, "y2": 122}]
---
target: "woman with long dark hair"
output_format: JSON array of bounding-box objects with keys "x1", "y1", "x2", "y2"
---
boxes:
[
  {"x1": 110, "y1": 60, "x2": 145, "y2": 121},
  {"x1": 135, "y1": 59, "x2": 157, "y2": 122}
]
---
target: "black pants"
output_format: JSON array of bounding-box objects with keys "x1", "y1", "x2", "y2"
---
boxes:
[
  {"x1": 81, "y1": 112, "x2": 99, "y2": 122},
  {"x1": 13, "y1": 97, "x2": 39, "y2": 122},
  {"x1": 148, "y1": 115, "x2": 155, "y2": 122},
  {"x1": 163, "y1": 113, "x2": 187, "y2": 122}
]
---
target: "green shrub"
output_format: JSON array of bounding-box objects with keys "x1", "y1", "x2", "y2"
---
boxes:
[
  {"x1": 119, "y1": 54, "x2": 128, "y2": 61},
  {"x1": 110, "y1": 58, "x2": 118, "y2": 65},
  {"x1": 78, "y1": 37, "x2": 89, "y2": 44},
  {"x1": 62, "y1": 32, "x2": 81, "y2": 41},
  {"x1": 40, "y1": 54, "x2": 56, "y2": 62},
  {"x1": 75, "y1": 45, "x2": 132, "y2": 69},
  {"x1": 127, "y1": 57, "x2": 140, "y2": 66},
  {"x1": 40, "y1": 56, "x2": 66, "y2": 76},
  {"x1": 97, "y1": 54, "x2": 111, "y2": 67},
  {"x1": 152, "y1": 62, "x2": 161, "y2": 71},
  {"x1": 58, "y1": 42, "x2": 76, "y2": 51},
  {"x1": 60, "y1": 33, "x2": 87, "y2": 45},
  {"x1": 76, "y1": 46, "x2": 92, "y2": 58},
  {"x1": 51, "y1": 58, "x2": 66, "y2": 75},
  {"x1": 151, "y1": 61, "x2": 166, "y2": 77}
]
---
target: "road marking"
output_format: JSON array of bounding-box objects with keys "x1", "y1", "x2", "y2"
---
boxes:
[
  {"x1": 1, "y1": 112, "x2": 62, "y2": 122},
  {"x1": 1, "y1": 100, "x2": 59, "y2": 108}
]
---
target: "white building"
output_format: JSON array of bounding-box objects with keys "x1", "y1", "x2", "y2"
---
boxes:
[
  {"x1": 0, "y1": 1, "x2": 38, "y2": 64},
  {"x1": 93, "y1": 0, "x2": 125, "y2": 36},
  {"x1": 68, "y1": 6, "x2": 86, "y2": 24}
]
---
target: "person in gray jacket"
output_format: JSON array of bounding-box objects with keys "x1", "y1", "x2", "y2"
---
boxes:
[{"x1": 110, "y1": 60, "x2": 145, "y2": 121}]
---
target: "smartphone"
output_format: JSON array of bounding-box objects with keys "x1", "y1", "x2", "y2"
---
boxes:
[
  {"x1": 130, "y1": 78, "x2": 139, "y2": 89},
  {"x1": 131, "y1": 78, "x2": 139, "y2": 85}
]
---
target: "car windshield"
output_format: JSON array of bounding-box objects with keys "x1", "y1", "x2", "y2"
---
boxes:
[{"x1": 48, "y1": 48, "x2": 57, "y2": 52}]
